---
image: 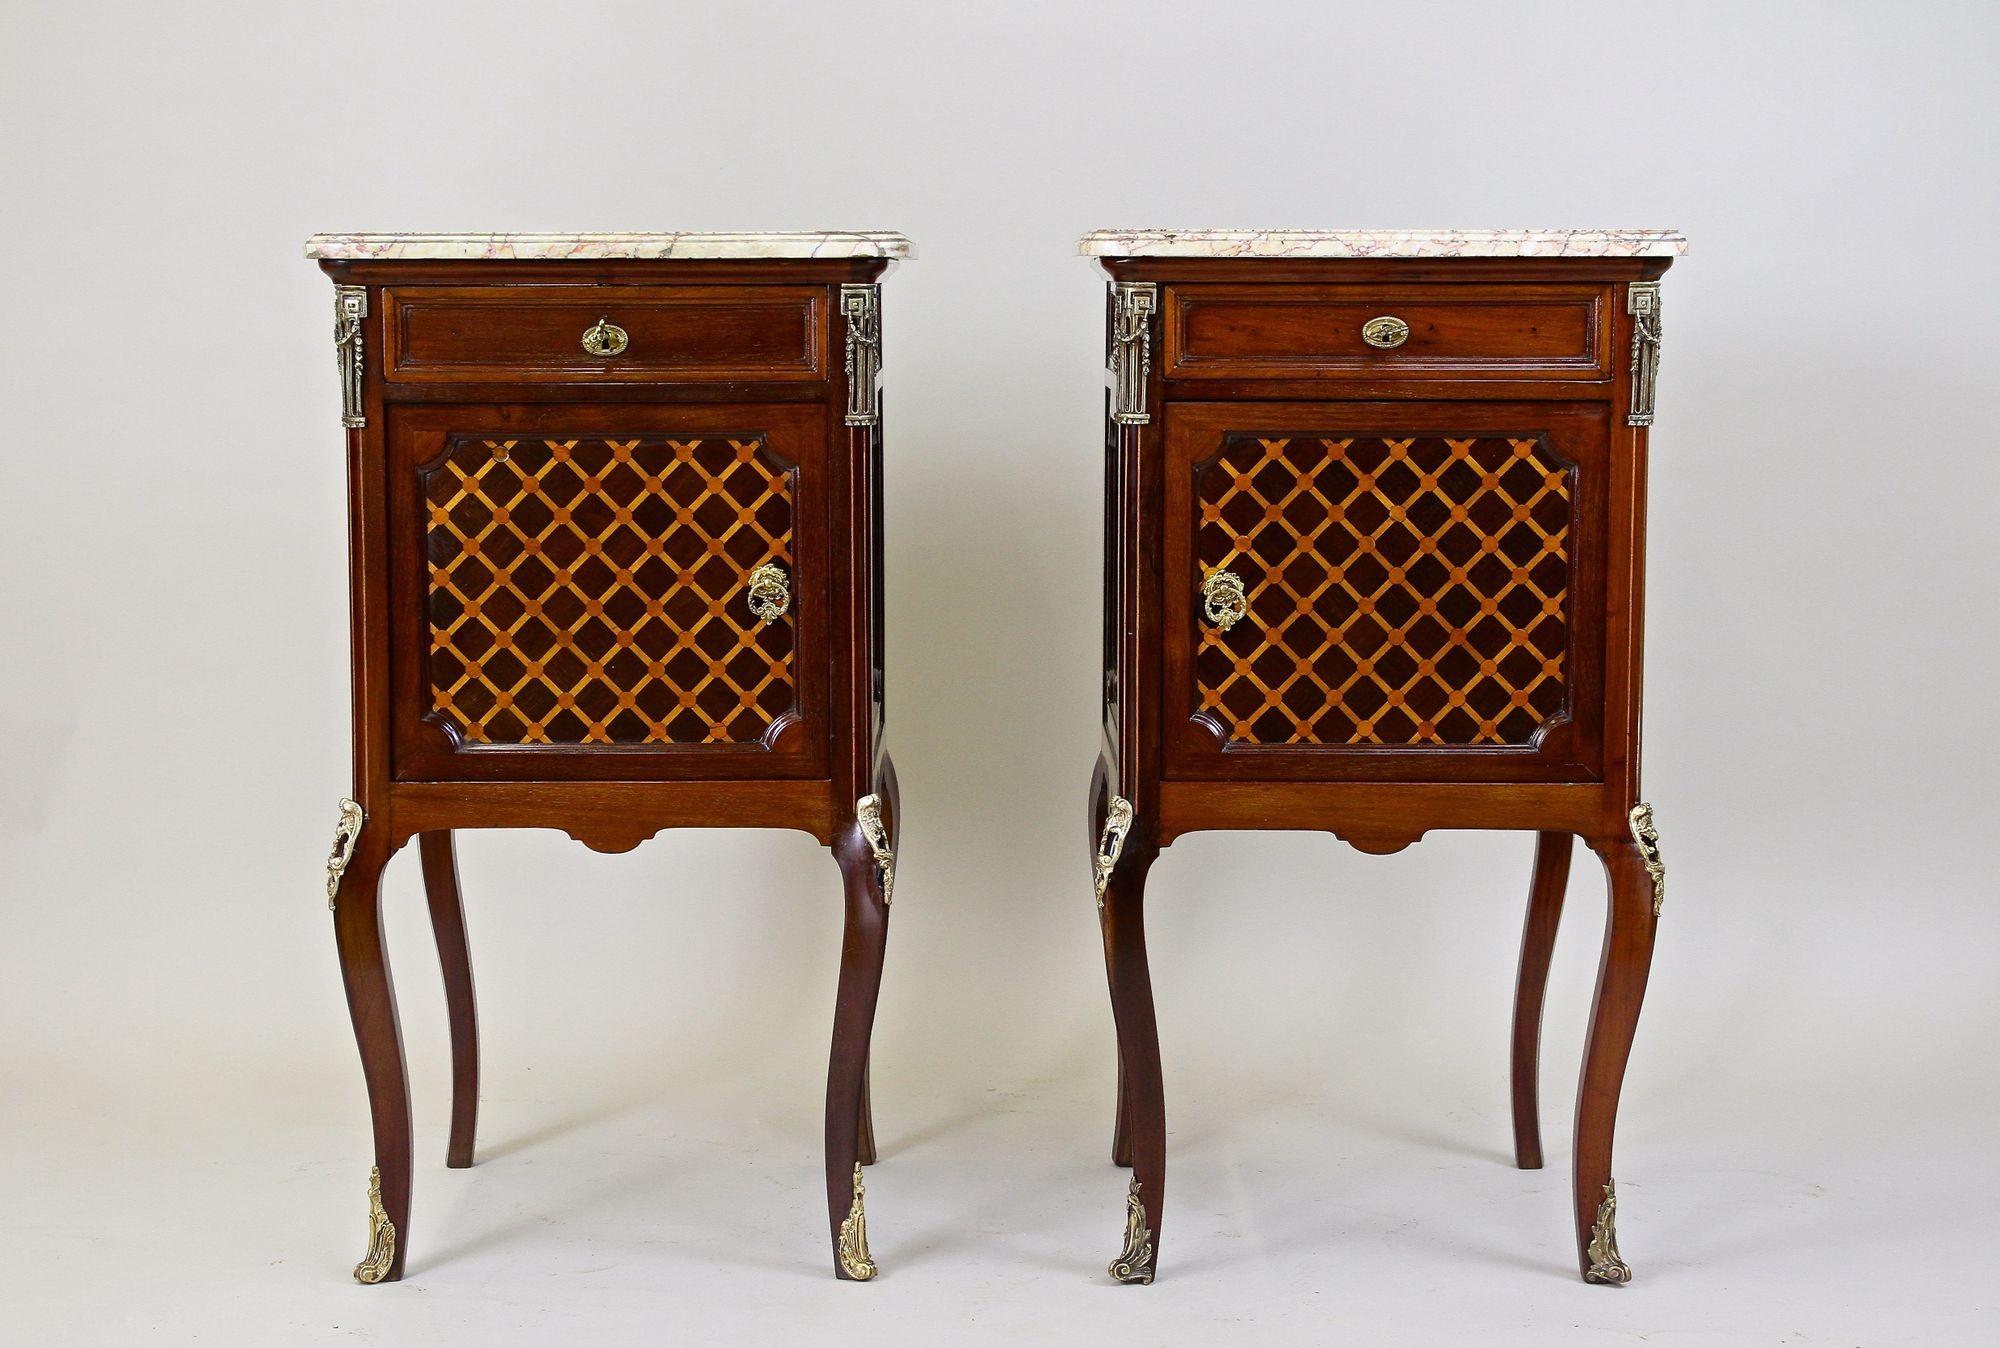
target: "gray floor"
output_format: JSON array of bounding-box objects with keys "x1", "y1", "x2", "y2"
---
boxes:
[{"x1": 10, "y1": 998, "x2": 1985, "y2": 1344}]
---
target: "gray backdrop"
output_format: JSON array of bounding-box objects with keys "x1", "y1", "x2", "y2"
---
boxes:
[{"x1": 4, "y1": 1, "x2": 1994, "y2": 1342}]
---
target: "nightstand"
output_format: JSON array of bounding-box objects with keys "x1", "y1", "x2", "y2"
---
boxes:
[
  {"x1": 1082, "y1": 228, "x2": 1682, "y2": 1285},
  {"x1": 309, "y1": 231, "x2": 910, "y2": 1282}
]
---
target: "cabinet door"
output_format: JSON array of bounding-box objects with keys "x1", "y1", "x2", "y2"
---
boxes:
[
  {"x1": 386, "y1": 402, "x2": 828, "y2": 781},
  {"x1": 1163, "y1": 401, "x2": 1609, "y2": 783}
]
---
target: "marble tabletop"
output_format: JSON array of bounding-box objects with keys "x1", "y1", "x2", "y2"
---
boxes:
[
  {"x1": 305, "y1": 231, "x2": 915, "y2": 261},
  {"x1": 1079, "y1": 229, "x2": 1686, "y2": 259}
]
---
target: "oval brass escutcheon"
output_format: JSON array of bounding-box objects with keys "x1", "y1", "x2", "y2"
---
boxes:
[
  {"x1": 581, "y1": 317, "x2": 629, "y2": 358},
  {"x1": 1361, "y1": 315, "x2": 1410, "y2": 349}
]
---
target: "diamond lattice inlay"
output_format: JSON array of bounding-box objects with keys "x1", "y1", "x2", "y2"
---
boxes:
[
  {"x1": 1194, "y1": 434, "x2": 1571, "y2": 747},
  {"x1": 423, "y1": 435, "x2": 795, "y2": 746}
]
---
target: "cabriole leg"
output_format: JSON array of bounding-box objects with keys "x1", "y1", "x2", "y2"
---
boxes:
[
  {"x1": 1573, "y1": 805, "x2": 1665, "y2": 1284},
  {"x1": 419, "y1": 831, "x2": 480, "y2": 1169},
  {"x1": 1089, "y1": 762, "x2": 1135, "y2": 1166},
  {"x1": 327, "y1": 800, "x2": 411, "y2": 1284},
  {"x1": 824, "y1": 793, "x2": 893, "y2": 1280},
  {"x1": 1511, "y1": 830, "x2": 1573, "y2": 1169},
  {"x1": 1094, "y1": 791, "x2": 1160, "y2": 1284}
]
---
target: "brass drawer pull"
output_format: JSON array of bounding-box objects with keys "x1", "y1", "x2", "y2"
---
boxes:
[
  {"x1": 1201, "y1": 569, "x2": 1248, "y2": 632},
  {"x1": 1361, "y1": 315, "x2": 1410, "y2": 349},
  {"x1": 747, "y1": 562, "x2": 791, "y2": 623},
  {"x1": 581, "y1": 317, "x2": 629, "y2": 357}
]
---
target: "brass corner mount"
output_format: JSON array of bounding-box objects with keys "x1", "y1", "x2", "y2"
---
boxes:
[
  {"x1": 1093, "y1": 796, "x2": 1135, "y2": 910},
  {"x1": 325, "y1": 798, "x2": 365, "y2": 911},
  {"x1": 857, "y1": 793, "x2": 894, "y2": 906},
  {"x1": 1628, "y1": 802, "x2": 1665, "y2": 916}
]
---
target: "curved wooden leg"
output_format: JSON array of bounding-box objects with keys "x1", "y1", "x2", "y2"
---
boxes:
[
  {"x1": 856, "y1": 1058, "x2": 877, "y2": 1166},
  {"x1": 1101, "y1": 841, "x2": 1162, "y2": 1283},
  {"x1": 1111, "y1": 1052, "x2": 1133, "y2": 1167},
  {"x1": 1572, "y1": 825, "x2": 1662, "y2": 1284},
  {"x1": 330, "y1": 813, "x2": 411, "y2": 1284},
  {"x1": 855, "y1": 760, "x2": 899, "y2": 1169},
  {"x1": 1089, "y1": 761, "x2": 1135, "y2": 1167},
  {"x1": 419, "y1": 831, "x2": 479, "y2": 1170},
  {"x1": 1510, "y1": 830, "x2": 1573, "y2": 1169},
  {"x1": 824, "y1": 796, "x2": 892, "y2": 1280}
]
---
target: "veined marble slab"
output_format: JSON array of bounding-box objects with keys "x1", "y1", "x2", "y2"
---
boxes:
[
  {"x1": 305, "y1": 231, "x2": 915, "y2": 261},
  {"x1": 1079, "y1": 229, "x2": 1686, "y2": 259}
]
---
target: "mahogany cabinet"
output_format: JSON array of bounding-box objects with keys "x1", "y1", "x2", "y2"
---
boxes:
[
  {"x1": 309, "y1": 231, "x2": 911, "y2": 1283},
  {"x1": 1081, "y1": 229, "x2": 1684, "y2": 1285}
]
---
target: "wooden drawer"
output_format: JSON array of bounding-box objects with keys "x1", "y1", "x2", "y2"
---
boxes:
[
  {"x1": 383, "y1": 285, "x2": 826, "y2": 384},
  {"x1": 1162, "y1": 283, "x2": 1608, "y2": 380}
]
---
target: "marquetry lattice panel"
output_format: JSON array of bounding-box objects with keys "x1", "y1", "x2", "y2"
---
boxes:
[
  {"x1": 423, "y1": 435, "x2": 795, "y2": 746},
  {"x1": 1194, "y1": 434, "x2": 1571, "y2": 747}
]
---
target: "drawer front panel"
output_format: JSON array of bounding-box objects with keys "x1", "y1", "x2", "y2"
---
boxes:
[
  {"x1": 388, "y1": 403, "x2": 828, "y2": 781},
  {"x1": 1163, "y1": 284, "x2": 1606, "y2": 379},
  {"x1": 385, "y1": 285, "x2": 825, "y2": 383},
  {"x1": 1164, "y1": 402, "x2": 1608, "y2": 782}
]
